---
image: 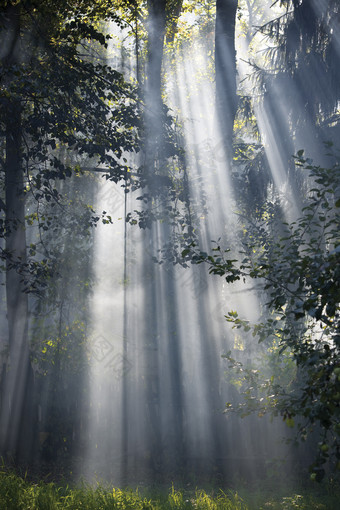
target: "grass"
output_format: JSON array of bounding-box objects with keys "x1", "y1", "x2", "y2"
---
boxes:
[{"x1": 0, "y1": 468, "x2": 339, "y2": 509}]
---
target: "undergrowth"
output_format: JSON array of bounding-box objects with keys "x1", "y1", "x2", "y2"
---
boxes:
[{"x1": 0, "y1": 468, "x2": 339, "y2": 509}]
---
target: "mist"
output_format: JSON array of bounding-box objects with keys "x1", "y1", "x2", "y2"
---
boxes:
[{"x1": 0, "y1": 0, "x2": 339, "y2": 493}]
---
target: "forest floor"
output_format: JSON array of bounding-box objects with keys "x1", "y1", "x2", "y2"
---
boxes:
[{"x1": 1, "y1": 467, "x2": 340, "y2": 509}]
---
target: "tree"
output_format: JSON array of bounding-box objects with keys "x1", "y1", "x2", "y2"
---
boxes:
[
  {"x1": 1, "y1": 1, "x2": 35, "y2": 459},
  {"x1": 215, "y1": 0, "x2": 238, "y2": 156},
  {"x1": 0, "y1": 0, "x2": 141, "y2": 461},
  {"x1": 184, "y1": 151, "x2": 340, "y2": 479},
  {"x1": 146, "y1": 0, "x2": 167, "y2": 105},
  {"x1": 0, "y1": 0, "x2": 195, "y2": 474},
  {"x1": 258, "y1": 0, "x2": 340, "y2": 162}
]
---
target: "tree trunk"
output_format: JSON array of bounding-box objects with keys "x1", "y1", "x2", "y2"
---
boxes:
[
  {"x1": 215, "y1": 0, "x2": 238, "y2": 157},
  {"x1": 0, "y1": 5, "x2": 36, "y2": 463},
  {"x1": 146, "y1": 0, "x2": 167, "y2": 108}
]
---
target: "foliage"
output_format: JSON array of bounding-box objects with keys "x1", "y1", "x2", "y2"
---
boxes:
[
  {"x1": 258, "y1": 0, "x2": 340, "y2": 131},
  {"x1": 0, "y1": 0, "x2": 193, "y2": 293},
  {"x1": 231, "y1": 142, "x2": 272, "y2": 212},
  {"x1": 184, "y1": 151, "x2": 340, "y2": 478},
  {"x1": 0, "y1": 0, "x2": 143, "y2": 296},
  {"x1": 0, "y1": 469, "x2": 246, "y2": 509},
  {"x1": 1, "y1": 468, "x2": 340, "y2": 509}
]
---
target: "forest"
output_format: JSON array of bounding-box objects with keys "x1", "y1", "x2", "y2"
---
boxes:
[{"x1": 0, "y1": 0, "x2": 339, "y2": 508}]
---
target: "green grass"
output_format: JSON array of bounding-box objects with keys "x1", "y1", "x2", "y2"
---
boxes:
[{"x1": 0, "y1": 469, "x2": 339, "y2": 509}]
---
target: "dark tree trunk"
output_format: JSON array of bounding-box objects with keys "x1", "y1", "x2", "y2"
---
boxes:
[
  {"x1": 0, "y1": 5, "x2": 36, "y2": 463},
  {"x1": 146, "y1": 0, "x2": 167, "y2": 108},
  {"x1": 215, "y1": 0, "x2": 238, "y2": 157},
  {"x1": 139, "y1": 1, "x2": 167, "y2": 478}
]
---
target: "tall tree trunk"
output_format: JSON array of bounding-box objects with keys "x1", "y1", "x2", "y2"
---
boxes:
[
  {"x1": 0, "y1": 5, "x2": 36, "y2": 463},
  {"x1": 140, "y1": 0, "x2": 167, "y2": 478},
  {"x1": 146, "y1": 0, "x2": 167, "y2": 108},
  {"x1": 215, "y1": 0, "x2": 238, "y2": 157}
]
